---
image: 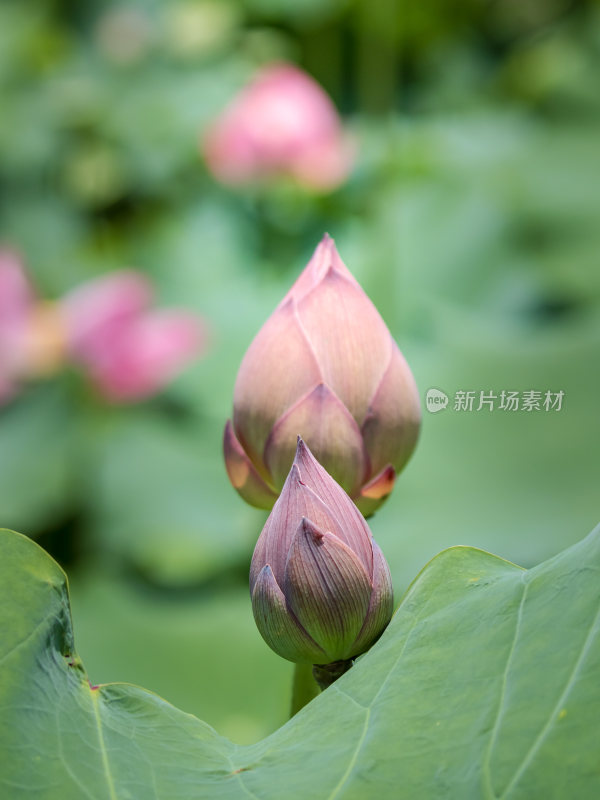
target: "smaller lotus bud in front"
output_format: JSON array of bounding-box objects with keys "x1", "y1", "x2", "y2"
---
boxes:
[{"x1": 250, "y1": 437, "x2": 393, "y2": 683}]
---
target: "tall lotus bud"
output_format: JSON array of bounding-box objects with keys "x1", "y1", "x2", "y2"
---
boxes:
[
  {"x1": 224, "y1": 234, "x2": 421, "y2": 516},
  {"x1": 250, "y1": 438, "x2": 393, "y2": 676},
  {"x1": 203, "y1": 63, "x2": 354, "y2": 192}
]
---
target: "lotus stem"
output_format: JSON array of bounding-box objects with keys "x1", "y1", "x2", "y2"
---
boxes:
[{"x1": 290, "y1": 662, "x2": 320, "y2": 717}]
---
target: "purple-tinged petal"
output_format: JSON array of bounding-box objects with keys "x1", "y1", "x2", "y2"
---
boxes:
[
  {"x1": 283, "y1": 519, "x2": 372, "y2": 662},
  {"x1": 292, "y1": 438, "x2": 373, "y2": 575},
  {"x1": 264, "y1": 382, "x2": 367, "y2": 495},
  {"x1": 354, "y1": 465, "x2": 396, "y2": 518},
  {"x1": 296, "y1": 259, "x2": 392, "y2": 425},
  {"x1": 224, "y1": 420, "x2": 278, "y2": 510},
  {"x1": 250, "y1": 462, "x2": 348, "y2": 589},
  {"x1": 350, "y1": 539, "x2": 393, "y2": 656},
  {"x1": 251, "y1": 564, "x2": 326, "y2": 664},
  {"x1": 232, "y1": 297, "x2": 322, "y2": 476},
  {"x1": 361, "y1": 343, "x2": 421, "y2": 478}
]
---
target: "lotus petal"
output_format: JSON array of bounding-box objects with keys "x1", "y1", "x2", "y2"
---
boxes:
[
  {"x1": 297, "y1": 262, "x2": 392, "y2": 425},
  {"x1": 283, "y1": 519, "x2": 372, "y2": 662},
  {"x1": 264, "y1": 382, "x2": 367, "y2": 496},
  {"x1": 224, "y1": 420, "x2": 278, "y2": 510},
  {"x1": 350, "y1": 540, "x2": 393, "y2": 656},
  {"x1": 355, "y1": 465, "x2": 396, "y2": 517},
  {"x1": 361, "y1": 343, "x2": 421, "y2": 477},
  {"x1": 293, "y1": 438, "x2": 373, "y2": 574},
  {"x1": 251, "y1": 564, "x2": 326, "y2": 664},
  {"x1": 232, "y1": 297, "x2": 322, "y2": 475},
  {"x1": 250, "y1": 462, "x2": 347, "y2": 589}
]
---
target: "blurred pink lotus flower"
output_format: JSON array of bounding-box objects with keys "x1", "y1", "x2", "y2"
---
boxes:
[
  {"x1": 1, "y1": 255, "x2": 205, "y2": 406},
  {"x1": 203, "y1": 63, "x2": 355, "y2": 192},
  {"x1": 224, "y1": 234, "x2": 421, "y2": 516},
  {"x1": 61, "y1": 271, "x2": 205, "y2": 402}
]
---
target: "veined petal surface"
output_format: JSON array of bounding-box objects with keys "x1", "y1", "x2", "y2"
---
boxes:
[
  {"x1": 264, "y1": 382, "x2": 366, "y2": 495},
  {"x1": 283, "y1": 519, "x2": 372, "y2": 662}
]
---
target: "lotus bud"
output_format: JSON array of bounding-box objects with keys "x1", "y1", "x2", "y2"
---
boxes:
[
  {"x1": 224, "y1": 234, "x2": 421, "y2": 516},
  {"x1": 250, "y1": 438, "x2": 393, "y2": 680}
]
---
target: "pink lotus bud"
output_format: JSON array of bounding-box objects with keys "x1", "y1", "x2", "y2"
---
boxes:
[
  {"x1": 61, "y1": 271, "x2": 206, "y2": 402},
  {"x1": 203, "y1": 63, "x2": 354, "y2": 192},
  {"x1": 224, "y1": 234, "x2": 421, "y2": 515},
  {"x1": 250, "y1": 438, "x2": 393, "y2": 667}
]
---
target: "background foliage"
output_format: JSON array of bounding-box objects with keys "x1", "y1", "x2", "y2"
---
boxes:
[{"x1": 0, "y1": 0, "x2": 599, "y2": 744}]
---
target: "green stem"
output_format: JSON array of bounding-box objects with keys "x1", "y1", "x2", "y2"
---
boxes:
[{"x1": 290, "y1": 663, "x2": 320, "y2": 717}]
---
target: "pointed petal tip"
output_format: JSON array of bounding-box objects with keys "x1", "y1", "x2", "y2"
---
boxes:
[
  {"x1": 293, "y1": 434, "x2": 311, "y2": 462},
  {"x1": 306, "y1": 233, "x2": 346, "y2": 283},
  {"x1": 299, "y1": 516, "x2": 324, "y2": 545},
  {"x1": 316, "y1": 233, "x2": 340, "y2": 263},
  {"x1": 250, "y1": 561, "x2": 274, "y2": 595},
  {"x1": 289, "y1": 461, "x2": 303, "y2": 484},
  {"x1": 291, "y1": 435, "x2": 322, "y2": 481},
  {"x1": 311, "y1": 232, "x2": 359, "y2": 286},
  {"x1": 290, "y1": 435, "x2": 305, "y2": 468}
]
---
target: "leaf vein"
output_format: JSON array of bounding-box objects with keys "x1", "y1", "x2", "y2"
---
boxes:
[
  {"x1": 55, "y1": 708, "x2": 96, "y2": 800},
  {"x1": 482, "y1": 577, "x2": 529, "y2": 799},
  {"x1": 331, "y1": 684, "x2": 368, "y2": 711},
  {"x1": 89, "y1": 689, "x2": 119, "y2": 800},
  {"x1": 500, "y1": 598, "x2": 600, "y2": 798},
  {"x1": 327, "y1": 707, "x2": 371, "y2": 800},
  {"x1": 226, "y1": 755, "x2": 262, "y2": 800}
]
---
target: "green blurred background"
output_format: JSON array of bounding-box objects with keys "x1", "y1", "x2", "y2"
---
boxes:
[{"x1": 1, "y1": 0, "x2": 599, "y2": 744}]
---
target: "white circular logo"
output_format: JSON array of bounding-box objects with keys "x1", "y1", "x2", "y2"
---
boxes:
[{"x1": 426, "y1": 388, "x2": 449, "y2": 413}]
